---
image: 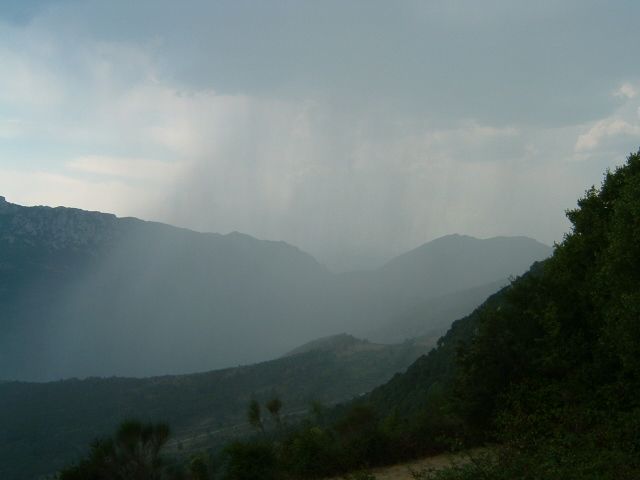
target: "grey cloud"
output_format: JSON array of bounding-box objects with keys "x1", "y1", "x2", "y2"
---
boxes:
[
  {"x1": 3, "y1": 1, "x2": 640, "y2": 270},
  {"x1": 27, "y1": 0, "x2": 640, "y2": 126},
  {"x1": 0, "y1": 0, "x2": 68, "y2": 24}
]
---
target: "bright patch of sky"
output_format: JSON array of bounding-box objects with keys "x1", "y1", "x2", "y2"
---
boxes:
[{"x1": 1, "y1": 0, "x2": 639, "y2": 270}]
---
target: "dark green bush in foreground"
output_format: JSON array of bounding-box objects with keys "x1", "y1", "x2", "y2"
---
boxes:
[{"x1": 57, "y1": 420, "x2": 176, "y2": 480}]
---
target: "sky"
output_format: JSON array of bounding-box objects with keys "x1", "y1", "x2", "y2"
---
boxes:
[{"x1": 1, "y1": 0, "x2": 639, "y2": 271}]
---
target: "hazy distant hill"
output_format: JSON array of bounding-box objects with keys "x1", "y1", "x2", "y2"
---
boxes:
[
  {"x1": 0, "y1": 334, "x2": 428, "y2": 480},
  {"x1": 0, "y1": 196, "x2": 551, "y2": 380},
  {"x1": 366, "y1": 279, "x2": 508, "y2": 343},
  {"x1": 379, "y1": 234, "x2": 550, "y2": 300},
  {"x1": 332, "y1": 234, "x2": 551, "y2": 336},
  {"x1": 285, "y1": 332, "x2": 386, "y2": 356},
  {"x1": 0, "y1": 196, "x2": 335, "y2": 380}
]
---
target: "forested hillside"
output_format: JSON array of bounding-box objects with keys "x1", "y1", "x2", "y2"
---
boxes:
[
  {"x1": 0, "y1": 335, "x2": 428, "y2": 480},
  {"x1": 353, "y1": 151, "x2": 640, "y2": 479}
]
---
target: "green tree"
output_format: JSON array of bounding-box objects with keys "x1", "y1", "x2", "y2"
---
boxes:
[
  {"x1": 221, "y1": 441, "x2": 277, "y2": 480},
  {"x1": 247, "y1": 398, "x2": 264, "y2": 433},
  {"x1": 266, "y1": 396, "x2": 283, "y2": 427},
  {"x1": 57, "y1": 420, "x2": 173, "y2": 480}
]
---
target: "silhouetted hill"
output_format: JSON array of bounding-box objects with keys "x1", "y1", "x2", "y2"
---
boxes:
[
  {"x1": 366, "y1": 279, "x2": 508, "y2": 343},
  {"x1": 0, "y1": 197, "x2": 333, "y2": 380},
  {"x1": 332, "y1": 235, "x2": 550, "y2": 336},
  {"x1": 380, "y1": 234, "x2": 549, "y2": 299}
]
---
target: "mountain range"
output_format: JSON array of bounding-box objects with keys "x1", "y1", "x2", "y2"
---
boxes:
[{"x1": 0, "y1": 196, "x2": 551, "y2": 380}]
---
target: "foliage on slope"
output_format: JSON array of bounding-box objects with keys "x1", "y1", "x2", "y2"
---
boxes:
[
  {"x1": 56, "y1": 151, "x2": 640, "y2": 479},
  {"x1": 2, "y1": 337, "x2": 426, "y2": 480},
  {"x1": 438, "y1": 150, "x2": 640, "y2": 479},
  {"x1": 203, "y1": 151, "x2": 640, "y2": 479}
]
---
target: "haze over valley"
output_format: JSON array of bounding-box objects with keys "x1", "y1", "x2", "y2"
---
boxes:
[{"x1": 0, "y1": 196, "x2": 550, "y2": 381}]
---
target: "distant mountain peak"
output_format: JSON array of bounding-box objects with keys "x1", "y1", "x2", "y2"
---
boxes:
[
  {"x1": 0, "y1": 199, "x2": 121, "y2": 250},
  {"x1": 0, "y1": 195, "x2": 16, "y2": 213},
  {"x1": 387, "y1": 234, "x2": 550, "y2": 265},
  {"x1": 0, "y1": 198, "x2": 552, "y2": 381},
  {"x1": 428, "y1": 233, "x2": 545, "y2": 245},
  {"x1": 435, "y1": 233, "x2": 468, "y2": 239},
  {"x1": 284, "y1": 333, "x2": 375, "y2": 357}
]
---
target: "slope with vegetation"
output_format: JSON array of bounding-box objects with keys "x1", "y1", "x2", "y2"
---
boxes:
[
  {"x1": 364, "y1": 151, "x2": 640, "y2": 479},
  {"x1": 141, "y1": 150, "x2": 639, "y2": 480},
  {"x1": 0, "y1": 335, "x2": 428, "y2": 480}
]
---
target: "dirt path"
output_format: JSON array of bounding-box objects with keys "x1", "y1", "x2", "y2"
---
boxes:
[{"x1": 331, "y1": 449, "x2": 483, "y2": 480}]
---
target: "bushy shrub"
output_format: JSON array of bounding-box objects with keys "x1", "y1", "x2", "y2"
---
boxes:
[{"x1": 220, "y1": 441, "x2": 278, "y2": 480}]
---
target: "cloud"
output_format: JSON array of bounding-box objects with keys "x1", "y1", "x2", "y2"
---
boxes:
[
  {"x1": 573, "y1": 83, "x2": 640, "y2": 156},
  {"x1": 6, "y1": 0, "x2": 640, "y2": 126},
  {"x1": 574, "y1": 117, "x2": 640, "y2": 153},
  {"x1": 66, "y1": 155, "x2": 186, "y2": 183},
  {"x1": 0, "y1": 118, "x2": 25, "y2": 139},
  {"x1": 614, "y1": 83, "x2": 637, "y2": 100},
  {"x1": 0, "y1": 42, "x2": 65, "y2": 109},
  {"x1": 0, "y1": 167, "x2": 147, "y2": 216},
  {"x1": 2, "y1": 2, "x2": 640, "y2": 269},
  {"x1": 159, "y1": 109, "x2": 581, "y2": 270},
  {"x1": 575, "y1": 119, "x2": 640, "y2": 153},
  {"x1": 0, "y1": 18, "x2": 629, "y2": 269}
]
